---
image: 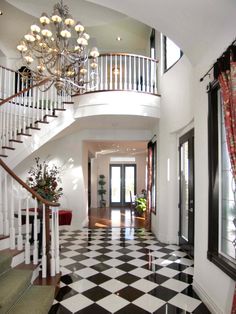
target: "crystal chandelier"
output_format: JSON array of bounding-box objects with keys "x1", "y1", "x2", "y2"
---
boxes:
[{"x1": 17, "y1": 1, "x2": 99, "y2": 95}]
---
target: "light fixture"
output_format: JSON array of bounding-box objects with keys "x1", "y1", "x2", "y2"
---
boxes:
[
  {"x1": 116, "y1": 36, "x2": 122, "y2": 41},
  {"x1": 0, "y1": 10, "x2": 3, "y2": 15},
  {"x1": 112, "y1": 67, "x2": 120, "y2": 75},
  {"x1": 17, "y1": 1, "x2": 99, "y2": 95}
]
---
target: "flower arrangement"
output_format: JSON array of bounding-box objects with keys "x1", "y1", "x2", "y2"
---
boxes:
[{"x1": 27, "y1": 157, "x2": 63, "y2": 202}]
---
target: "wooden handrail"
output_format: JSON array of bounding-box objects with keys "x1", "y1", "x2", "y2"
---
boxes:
[
  {"x1": 98, "y1": 52, "x2": 159, "y2": 63},
  {"x1": 0, "y1": 158, "x2": 59, "y2": 207},
  {"x1": 0, "y1": 78, "x2": 50, "y2": 106}
]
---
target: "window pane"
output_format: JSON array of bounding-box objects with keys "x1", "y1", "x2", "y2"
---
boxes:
[
  {"x1": 111, "y1": 167, "x2": 121, "y2": 202},
  {"x1": 219, "y1": 99, "x2": 236, "y2": 261},
  {"x1": 180, "y1": 142, "x2": 189, "y2": 240},
  {"x1": 125, "y1": 166, "x2": 135, "y2": 203},
  {"x1": 166, "y1": 37, "x2": 181, "y2": 70}
]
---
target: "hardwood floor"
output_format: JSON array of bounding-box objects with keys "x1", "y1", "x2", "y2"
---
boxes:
[{"x1": 88, "y1": 207, "x2": 149, "y2": 229}]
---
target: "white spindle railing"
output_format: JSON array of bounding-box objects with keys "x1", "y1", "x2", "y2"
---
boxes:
[
  {"x1": 0, "y1": 78, "x2": 71, "y2": 155},
  {"x1": 0, "y1": 159, "x2": 60, "y2": 278},
  {"x1": 85, "y1": 53, "x2": 158, "y2": 95}
]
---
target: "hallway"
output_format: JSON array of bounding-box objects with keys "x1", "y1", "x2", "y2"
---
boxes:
[
  {"x1": 88, "y1": 207, "x2": 147, "y2": 229},
  {"x1": 49, "y1": 228, "x2": 210, "y2": 313}
]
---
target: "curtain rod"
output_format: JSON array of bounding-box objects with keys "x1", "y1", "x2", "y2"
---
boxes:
[{"x1": 199, "y1": 38, "x2": 236, "y2": 82}]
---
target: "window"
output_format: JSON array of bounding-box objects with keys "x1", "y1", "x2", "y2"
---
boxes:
[
  {"x1": 208, "y1": 82, "x2": 236, "y2": 280},
  {"x1": 163, "y1": 36, "x2": 182, "y2": 71}
]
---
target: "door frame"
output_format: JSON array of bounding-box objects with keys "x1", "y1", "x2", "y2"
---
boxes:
[
  {"x1": 178, "y1": 128, "x2": 194, "y2": 256},
  {"x1": 109, "y1": 164, "x2": 137, "y2": 206}
]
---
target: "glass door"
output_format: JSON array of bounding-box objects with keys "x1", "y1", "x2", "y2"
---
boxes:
[
  {"x1": 179, "y1": 129, "x2": 194, "y2": 256},
  {"x1": 110, "y1": 164, "x2": 136, "y2": 206}
]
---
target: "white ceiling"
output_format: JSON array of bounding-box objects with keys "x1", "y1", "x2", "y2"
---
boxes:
[{"x1": 86, "y1": 0, "x2": 236, "y2": 65}]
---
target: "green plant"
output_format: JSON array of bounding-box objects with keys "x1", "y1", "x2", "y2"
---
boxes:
[
  {"x1": 98, "y1": 174, "x2": 106, "y2": 203},
  {"x1": 135, "y1": 197, "x2": 147, "y2": 214},
  {"x1": 27, "y1": 157, "x2": 63, "y2": 202}
]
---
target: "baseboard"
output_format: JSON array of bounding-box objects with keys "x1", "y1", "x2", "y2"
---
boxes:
[{"x1": 193, "y1": 279, "x2": 224, "y2": 314}]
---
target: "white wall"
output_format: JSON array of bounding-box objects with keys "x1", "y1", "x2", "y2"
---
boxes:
[
  {"x1": 152, "y1": 55, "x2": 194, "y2": 244},
  {"x1": 153, "y1": 44, "x2": 235, "y2": 314}
]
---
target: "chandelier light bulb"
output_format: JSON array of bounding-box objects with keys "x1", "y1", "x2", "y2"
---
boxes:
[
  {"x1": 90, "y1": 62, "x2": 98, "y2": 69},
  {"x1": 30, "y1": 24, "x2": 41, "y2": 33},
  {"x1": 17, "y1": 42, "x2": 27, "y2": 52},
  {"x1": 65, "y1": 16, "x2": 75, "y2": 26},
  {"x1": 80, "y1": 68, "x2": 87, "y2": 75},
  {"x1": 60, "y1": 29, "x2": 71, "y2": 38},
  {"x1": 51, "y1": 14, "x2": 62, "y2": 23},
  {"x1": 37, "y1": 64, "x2": 46, "y2": 72},
  {"x1": 41, "y1": 29, "x2": 53, "y2": 37},
  {"x1": 83, "y1": 33, "x2": 90, "y2": 40},
  {"x1": 77, "y1": 37, "x2": 88, "y2": 46},
  {"x1": 24, "y1": 55, "x2": 34, "y2": 64},
  {"x1": 75, "y1": 22, "x2": 84, "y2": 33},
  {"x1": 24, "y1": 33, "x2": 35, "y2": 42},
  {"x1": 90, "y1": 47, "x2": 99, "y2": 58},
  {"x1": 40, "y1": 13, "x2": 50, "y2": 25}
]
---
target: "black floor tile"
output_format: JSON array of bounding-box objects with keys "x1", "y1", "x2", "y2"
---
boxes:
[
  {"x1": 148, "y1": 286, "x2": 178, "y2": 301},
  {"x1": 82, "y1": 286, "x2": 111, "y2": 301}
]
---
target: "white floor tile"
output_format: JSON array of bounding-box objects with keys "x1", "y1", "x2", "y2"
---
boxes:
[
  {"x1": 156, "y1": 267, "x2": 180, "y2": 278},
  {"x1": 61, "y1": 251, "x2": 80, "y2": 258},
  {"x1": 60, "y1": 258, "x2": 75, "y2": 266},
  {"x1": 133, "y1": 294, "x2": 165, "y2": 312},
  {"x1": 60, "y1": 294, "x2": 93, "y2": 312},
  {"x1": 146, "y1": 245, "x2": 163, "y2": 250},
  {"x1": 165, "y1": 245, "x2": 180, "y2": 250},
  {"x1": 149, "y1": 251, "x2": 167, "y2": 258},
  {"x1": 79, "y1": 258, "x2": 100, "y2": 267},
  {"x1": 162, "y1": 278, "x2": 189, "y2": 292},
  {"x1": 130, "y1": 267, "x2": 153, "y2": 278},
  {"x1": 128, "y1": 259, "x2": 148, "y2": 267},
  {"x1": 170, "y1": 250, "x2": 188, "y2": 257},
  {"x1": 96, "y1": 294, "x2": 129, "y2": 313},
  {"x1": 100, "y1": 278, "x2": 127, "y2": 292},
  {"x1": 105, "y1": 251, "x2": 123, "y2": 258},
  {"x1": 169, "y1": 293, "x2": 202, "y2": 312},
  {"x1": 69, "y1": 279, "x2": 96, "y2": 293},
  {"x1": 104, "y1": 258, "x2": 124, "y2": 267},
  {"x1": 130, "y1": 278, "x2": 158, "y2": 293},
  {"x1": 83, "y1": 251, "x2": 102, "y2": 258},
  {"x1": 102, "y1": 267, "x2": 126, "y2": 278},
  {"x1": 127, "y1": 251, "x2": 145, "y2": 258},
  {"x1": 74, "y1": 267, "x2": 98, "y2": 278}
]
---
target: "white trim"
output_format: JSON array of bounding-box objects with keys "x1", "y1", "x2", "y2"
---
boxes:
[
  {"x1": 0, "y1": 236, "x2": 10, "y2": 250},
  {"x1": 193, "y1": 279, "x2": 224, "y2": 314}
]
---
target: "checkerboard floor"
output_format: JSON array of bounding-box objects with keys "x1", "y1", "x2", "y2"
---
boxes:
[{"x1": 48, "y1": 228, "x2": 210, "y2": 313}]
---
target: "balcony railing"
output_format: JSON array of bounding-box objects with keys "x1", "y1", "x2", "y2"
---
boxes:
[{"x1": 83, "y1": 53, "x2": 159, "y2": 95}]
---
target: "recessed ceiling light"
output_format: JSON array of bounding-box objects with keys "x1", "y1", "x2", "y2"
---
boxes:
[
  {"x1": 116, "y1": 36, "x2": 122, "y2": 41},
  {"x1": 0, "y1": 10, "x2": 3, "y2": 15}
]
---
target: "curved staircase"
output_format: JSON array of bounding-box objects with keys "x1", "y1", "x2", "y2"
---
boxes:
[{"x1": 0, "y1": 249, "x2": 54, "y2": 314}]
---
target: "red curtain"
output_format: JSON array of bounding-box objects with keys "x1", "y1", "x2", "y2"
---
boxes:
[{"x1": 214, "y1": 45, "x2": 236, "y2": 314}]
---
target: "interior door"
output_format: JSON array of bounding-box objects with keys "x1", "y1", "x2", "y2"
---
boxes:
[
  {"x1": 110, "y1": 164, "x2": 136, "y2": 206},
  {"x1": 179, "y1": 129, "x2": 194, "y2": 257}
]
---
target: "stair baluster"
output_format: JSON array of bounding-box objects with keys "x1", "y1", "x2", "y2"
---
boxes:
[{"x1": 10, "y1": 177, "x2": 16, "y2": 249}]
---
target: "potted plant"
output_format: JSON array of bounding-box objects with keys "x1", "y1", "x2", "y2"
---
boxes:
[
  {"x1": 135, "y1": 196, "x2": 147, "y2": 217},
  {"x1": 98, "y1": 174, "x2": 106, "y2": 208},
  {"x1": 27, "y1": 157, "x2": 63, "y2": 203}
]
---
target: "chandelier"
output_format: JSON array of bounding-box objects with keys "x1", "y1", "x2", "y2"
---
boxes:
[{"x1": 17, "y1": 1, "x2": 99, "y2": 95}]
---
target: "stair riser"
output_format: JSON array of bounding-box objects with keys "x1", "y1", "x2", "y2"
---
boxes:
[{"x1": 11, "y1": 252, "x2": 25, "y2": 268}]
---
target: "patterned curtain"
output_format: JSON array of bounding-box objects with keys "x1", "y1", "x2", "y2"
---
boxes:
[
  {"x1": 214, "y1": 45, "x2": 236, "y2": 314},
  {"x1": 147, "y1": 142, "x2": 153, "y2": 214}
]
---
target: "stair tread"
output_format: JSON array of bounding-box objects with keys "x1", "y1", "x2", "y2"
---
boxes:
[
  {"x1": 0, "y1": 269, "x2": 32, "y2": 313},
  {"x1": 8, "y1": 285, "x2": 55, "y2": 314},
  {"x1": 0, "y1": 252, "x2": 12, "y2": 275}
]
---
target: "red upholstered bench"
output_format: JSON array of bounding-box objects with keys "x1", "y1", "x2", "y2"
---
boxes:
[
  {"x1": 58, "y1": 210, "x2": 72, "y2": 226},
  {"x1": 21, "y1": 208, "x2": 72, "y2": 226}
]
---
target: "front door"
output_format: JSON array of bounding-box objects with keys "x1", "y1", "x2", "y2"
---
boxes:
[
  {"x1": 179, "y1": 129, "x2": 194, "y2": 257},
  {"x1": 110, "y1": 164, "x2": 136, "y2": 206}
]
